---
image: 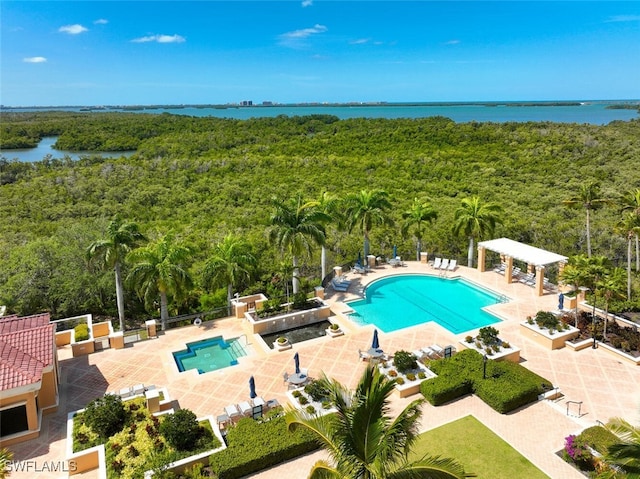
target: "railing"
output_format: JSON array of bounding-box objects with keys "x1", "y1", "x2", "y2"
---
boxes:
[{"x1": 566, "y1": 400, "x2": 583, "y2": 417}]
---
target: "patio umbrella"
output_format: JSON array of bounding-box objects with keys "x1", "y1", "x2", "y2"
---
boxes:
[
  {"x1": 558, "y1": 293, "x2": 565, "y2": 310},
  {"x1": 294, "y1": 352, "x2": 300, "y2": 374},
  {"x1": 372, "y1": 329, "x2": 380, "y2": 350},
  {"x1": 393, "y1": 245, "x2": 397, "y2": 258},
  {"x1": 356, "y1": 251, "x2": 362, "y2": 267},
  {"x1": 249, "y1": 375, "x2": 257, "y2": 399}
]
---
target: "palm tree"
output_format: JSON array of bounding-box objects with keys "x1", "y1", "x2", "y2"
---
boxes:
[
  {"x1": 597, "y1": 267, "x2": 626, "y2": 339},
  {"x1": 268, "y1": 195, "x2": 329, "y2": 294},
  {"x1": 0, "y1": 447, "x2": 13, "y2": 479},
  {"x1": 87, "y1": 215, "x2": 146, "y2": 332},
  {"x1": 452, "y1": 196, "x2": 503, "y2": 268},
  {"x1": 563, "y1": 180, "x2": 608, "y2": 257},
  {"x1": 344, "y1": 189, "x2": 393, "y2": 260},
  {"x1": 603, "y1": 418, "x2": 640, "y2": 478},
  {"x1": 127, "y1": 234, "x2": 193, "y2": 331},
  {"x1": 616, "y1": 212, "x2": 640, "y2": 300},
  {"x1": 202, "y1": 234, "x2": 256, "y2": 311},
  {"x1": 402, "y1": 197, "x2": 438, "y2": 261},
  {"x1": 308, "y1": 191, "x2": 342, "y2": 281},
  {"x1": 559, "y1": 258, "x2": 589, "y2": 327},
  {"x1": 286, "y1": 366, "x2": 473, "y2": 479},
  {"x1": 620, "y1": 188, "x2": 640, "y2": 272}
]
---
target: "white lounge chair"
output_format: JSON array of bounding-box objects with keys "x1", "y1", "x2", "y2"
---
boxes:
[
  {"x1": 493, "y1": 263, "x2": 506, "y2": 274},
  {"x1": 446, "y1": 259, "x2": 457, "y2": 271},
  {"x1": 238, "y1": 401, "x2": 252, "y2": 417},
  {"x1": 519, "y1": 272, "x2": 535, "y2": 286},
  {"x1": 432, "y1": 257, "x2": 442, "y2": 269},
  {"x1": 430, "y1": 344, "x2": 444, "y2": 356},
  {"x1": 224, "y1": 404, "x2": 241, "y2": 422},
  {"x1": 439, "y1": 259, "x2": 450, "y2": 270},
  {"x1": 331, "y1": 279, "x2": 349, "y2": 292}
]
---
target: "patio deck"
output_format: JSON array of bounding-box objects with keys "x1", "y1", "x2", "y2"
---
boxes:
[{"x1": 7, "y1": 262, "x2": 640, "y2": 479}]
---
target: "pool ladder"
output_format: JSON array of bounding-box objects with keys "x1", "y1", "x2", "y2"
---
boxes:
[{"x1": 230, "y1": 334, "x2": 249, "y2": 357}]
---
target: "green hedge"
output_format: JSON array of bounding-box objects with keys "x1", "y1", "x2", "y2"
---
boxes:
[
  {"x1": 74, "y1": 323, "x2": 90, "y2": 342},
  {"x1": 207, "y1": 412, "x2": 319, "y2": 479},
  {"x1": 578, "y1": 426, "x2": 619, "y2": 455},
  {"x1": 420, "y1": 349, "x2": 551, "y2": 414}
]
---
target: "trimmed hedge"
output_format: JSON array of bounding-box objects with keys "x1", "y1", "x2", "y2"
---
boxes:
[
  {"x1": 421, "y1": 349, "x2": 551, "y2": 414},
  {"x1": 207, "y1": 411, "x2": 319, "y2": 479},
  {"x1": 74, "y1": 323, "x2": 90, "y2": 341},
  {"x1": 578, "y1": 426, "x2": 619, "y2": 455}
]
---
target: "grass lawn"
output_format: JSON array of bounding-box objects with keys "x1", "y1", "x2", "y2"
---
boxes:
[{"x1": 412, "y1": 415, "x2": 550, "y2": 479}]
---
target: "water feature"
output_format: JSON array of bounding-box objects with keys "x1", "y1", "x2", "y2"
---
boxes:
[
  {"x1": 261, "y1": 320, "x2": 332, "y2": 349},
  {"x1": 173, "y1": 335, "x2": 247, "y2": 374}
]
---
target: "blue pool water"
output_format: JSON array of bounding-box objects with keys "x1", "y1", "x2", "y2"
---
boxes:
[
  {"x1": 347, "y1": 275, "x2": 504, "y2": 334},
  {"x1": 173, "y1": 336, "x2": 246, "y2": 374}
]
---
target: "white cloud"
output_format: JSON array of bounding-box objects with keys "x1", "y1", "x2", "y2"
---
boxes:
[
  {"x1": 350, "y1": 38, "x2": 370, "y2": 45},
  {"x1": 445, "y1": 40, "x2": 460, "y2": 45},
  {"x1": 23, "y1": 56, "x2": 47, "y2": 63},
  {"x1": 59, "y1": 24, "x2": 88, "y2": 34},
  {"x1": 605, "y1": 15, "x2": 640, "y2": 22},
  {"x1": 301, "y1": 0, "x2": 313, "y2": 6},
  {"x1": 280, "y1": 24, "x2": 327, "y2": 40},
  {"x1": 94, "y1": 19, "x2": 108, "y2": 25},
  {"x1": 131, "y1": 34, "x2": 186, "y2": 43}
]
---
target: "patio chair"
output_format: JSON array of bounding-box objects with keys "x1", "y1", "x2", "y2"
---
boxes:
[
  {"x1": 238, "y1": 401, "x2": 252, "y2": 417},
  {"x1": 519, "y1": 272, "x2": 535, "y2": 285},
  {"x1": 430, "y1": 344, "x2": 445, "y2": 357},
  {"x1": 446, "y1": 259, "x2": 457, "y2": 271},
  {"x1": 432, "y1": 257, "x2": 442, "y2": 269},
  {"x1": 493, "y1": 263, "x2": 506, "y2": 274},
  {"x1": 358, "y1": 348, "x2": 368, "y2": 361},
  {"x1": 283, "y1": 372, "x2": 289, "y2": 384},
  {"x1": 352, "y1": 264, "x2": 367, "y2": 275},
  {"x1": 421, "y1": 347, "x2": 439, "y2": 359},
  {"x1": 439, "y1": 259, "x2": 450, "y2": 271},
  {"x1": 331, "y1": 279, "x2": 349, "y2": 292},
  {"x1": 224, "y1": 404, "x2": 241, "y2": 422}
]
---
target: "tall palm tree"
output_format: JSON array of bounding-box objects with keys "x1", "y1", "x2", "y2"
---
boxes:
[
  {"x1": 620, "y1": 188, "x2": 640, "y2": 272},
  {"x1": 344, "y1": 189, "x2": 393, "y2": 260},
  {"x1": 87, "y1": 215, "x2": 146, "y2": 332},
  {"x1": 402, "y1": 197, "x2": 438, "y2": 261},
  {"x1": 597, "y1": 267, "x2": 626, "y2": 339},
  {"x1": 559, "y1": 257, "x2": 589, "y2": 327},
  {"x1": 268, "y1": 195, "x2": 329, "y2": 294},
  {"x1": 616, "y1": 212, "x2": 640, "y2": 301},
  {"x1": 287, "y1": 366, "x2": 473, "y2": 479},
  {"x1": 603, "y1": 418, "x2": 640, "y2": 478},
  {"x1": 308, "y1": 191, "x2": 342, "y2": 281},
  {"x1": 563, "y1": 180, "x2": 608, "y2": 257},
  {"x1": 452, "y1": 196, "x2": 503, "y2": 268},
  {"x1": 202, "y1": 234, "x2": 256, "y2": 311},
  {"x1": 127, "y1": 234, "x2": 193, "y2": 331}
]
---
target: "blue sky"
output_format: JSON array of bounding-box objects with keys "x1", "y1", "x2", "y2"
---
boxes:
[{"x1": 1, "y1": 1, "x2": 639, "y2": 106}]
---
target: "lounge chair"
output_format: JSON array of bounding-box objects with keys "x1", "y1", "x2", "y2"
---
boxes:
[
  {"x1": 238, "y1": 401, "x2": 252, "y2": 417},
  {"x1": 439, "y1": 259, "x2": 450, "y2": 271},
  {"x1": 432, "y1": 257, "x2": 442, "y2": 269},
  {"x1": 430, "y1": 344, "x2": 444, "y2": 356},
  {"x1": 331, "y1": 279, "x2": 349, "y2": 292},
  {"x1": 519, "y1": 272, "x2": 535, "y2": 286},
  {"x1": 446, "y1": 259, "x2": 457, "y2": 271},
  {"x1": 352, "y1": 264, "x2": 367, "y2": 274},
  {"x1": 421, "y1": 347, "x2": 439, "y2": 359},
  {"x1": 224, "y1": 404, "x2": 241, "y2": 422},
  {"x1": 493, "y1": 263, "x2": 506, "y2": 275}
]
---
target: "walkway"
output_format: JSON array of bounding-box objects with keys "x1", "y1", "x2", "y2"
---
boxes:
[{"x1": 7, "y1": 262, "x2": 640, "y2": 479}]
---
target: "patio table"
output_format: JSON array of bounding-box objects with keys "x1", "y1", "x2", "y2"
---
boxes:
[
  {"x1": 367, "y1": 348, "x2": 384, "y2": 359},
  {"x1": 288, "y1": 373, "x2": 308, "y2": 385}
]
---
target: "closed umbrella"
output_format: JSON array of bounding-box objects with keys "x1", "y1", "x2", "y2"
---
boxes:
[
  {"x1": 558, "y1": 293, "x2": 565, "y2": 310},
  {"x1": 356, "y1": 251, "x2": 362, "y2": 267},
  {"x1": 393, "y1": 245, "x2": 397, "y2": 258},
  {"x1": 294, "y1": 352, "x2": 300, "y2": 374},
  {"x1": 249, "y1": 376, "x2": 257, "y2": 399},
  {"x1": 372, "y1": 329, "x2": 380, "y2": 350}
]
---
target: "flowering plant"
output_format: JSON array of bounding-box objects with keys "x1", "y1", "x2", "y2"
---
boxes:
[{"x1": 562, "y1": 434, "x2": 594, "y2": 470}]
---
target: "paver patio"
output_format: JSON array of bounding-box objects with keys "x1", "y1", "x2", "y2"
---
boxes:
[{"x1": 7, "y1": 262, "x2": 640, "y2": 479}]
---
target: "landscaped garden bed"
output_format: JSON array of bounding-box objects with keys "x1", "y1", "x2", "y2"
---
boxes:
[
  {"x1": 459, "y1": 326, "x2": 521, "y2": 361},
  {"x1": 558, "y1": 424, "x2": 620, "y2": 476},
  {"x1": 420, "y1": 349, "x2": 552, "y2": 413},
  {"x1": 378, "y1": 350, "x2": 437, "y2": 398},
  {"x1": 519, "y1": 311, "x2": 579, "y2": 350},
  {"x1": 286, "y1": 380, "x2": 336, "y2": 415},
  {"x1": 68, "y1": 393, "x2": 224, "y2": 478}
]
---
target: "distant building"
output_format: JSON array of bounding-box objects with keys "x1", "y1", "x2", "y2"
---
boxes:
[
  {"x1": 262, "y1": 101, "x2": 273, "y2": 106},
  {"x1": 240, "y1": 100, "x2": 253, "y2": 106}
]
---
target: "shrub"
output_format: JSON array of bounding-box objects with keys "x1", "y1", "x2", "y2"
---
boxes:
[
  {"x1": 159, "y1": 409, "x2": 202, "y2": 451},
  {"x1": 208, "y1": 411, "x2": 319, "y2": 479},
  {"x1": 395, "y1": 377, "x2": 405, "y2": 385},
  {"x1": 292, "y1": 292, "x2": 308, "y2": 310},
  {"x1": 74, "y1": 323, "x2": 90, "y2": 342},
  {"x1": 329, "y1": 323, "x2": 340, "y2": 330},
  {"x1": 465, "y1": 335, "x2": 473, "y2": 343},
  {"x1": 393, "y1": 350, "x2": 417, "y2": 373},
  {"x1": 305, "y1": 405, "x2": 316, "y2": 414},
  {"x1": 562, "y1": 434, "x2": 595, "y2": 472},
  {"x1": 406, "y1": 373, "x2": 416, "y2": 381},
  {"x1": 417, "y1": 371, "x2": 426, "y2": 379},
  {"x1": 304, "y1": 380, "x2": 330, "y2": 402},
  {"x1": 478, "y1": 326, "x2": 500, "y2": 346},
  {"x1": 501, "y1": 341, "x2": 511, "y2": 349},
  {"x1": 535, "y1": 310, "x2": 560, "y2": 331},
  {"x1": 388, "y1": 369, "x2": 398, "y2": 377},
  {"x1": 291, "y1": 390, "x2": 301, "y2": 398},
  {"x1": 84, "y1": 394, "x2": 126, "y2": 439},
  {"x1": 298, "y1": 396, "x2": 308, "y2": 405}
]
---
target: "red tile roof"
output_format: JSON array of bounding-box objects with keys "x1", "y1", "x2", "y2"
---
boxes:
[{"x1": 0, "y1": 313, "x2": 55, "y2": 391}]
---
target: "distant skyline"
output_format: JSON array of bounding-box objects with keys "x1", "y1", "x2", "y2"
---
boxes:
[{"x1": 1, "y1": 1, "x2": 639, "y2": 107}]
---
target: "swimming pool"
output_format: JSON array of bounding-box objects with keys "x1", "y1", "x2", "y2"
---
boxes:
[
  {"x1": 347, "y1": 275, "x2": 505, "y2": 334},
  {"x1": 173, "y1": 336, "x2": 247, "y2": 374}
]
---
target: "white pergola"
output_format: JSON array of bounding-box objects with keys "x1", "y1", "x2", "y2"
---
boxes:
[{"x1": 477, "y1": 238, "x2": 568, "y2": 296}]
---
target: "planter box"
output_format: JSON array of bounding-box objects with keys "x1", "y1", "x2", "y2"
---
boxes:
[
  {"x1": 520, "y1": 321, "x2": 579, "y2": 350},
  {"x1": 274, "y1": 339, "x2": 292, "y2": 351},
  {"x1": 458, "y1": 340, "x2": 521, "y2": 362},
  {"x1": 597, "y1": 342, "x2": 640, "y2": 366},
  {"x1": 377, "y1": 363, "x2": 437, "y2": 398},
  {"x1": 72, "y1": 339, "x2": 95, "y2": 357},
  {"x1": 326, "y1": 326, "x2": 344, "y2": 338},
  {"x1": 565, "y1": 337, "x2": 593, "y2": 351},
  {"x1": 285, "y1": 389, "x2": 336, "y2": 416},
  {"x1": 246, "y1": 300, "x2": 331, "y2": 335}
]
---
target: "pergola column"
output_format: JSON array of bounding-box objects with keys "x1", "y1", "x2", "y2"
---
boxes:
[
  {"x1": 505, "y1": 256, "x2": 514, "y2": 284},
  {"x1": 535, "y1": 266, "x2": 545, "y2": 296},
  {"x1": 477, "y1": 246, "x2": 486, "y2": 272}
]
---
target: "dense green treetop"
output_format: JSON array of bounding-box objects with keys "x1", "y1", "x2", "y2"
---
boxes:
[{"x1": 1, "y1": 112, "x2": 639, "y2": 320}]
